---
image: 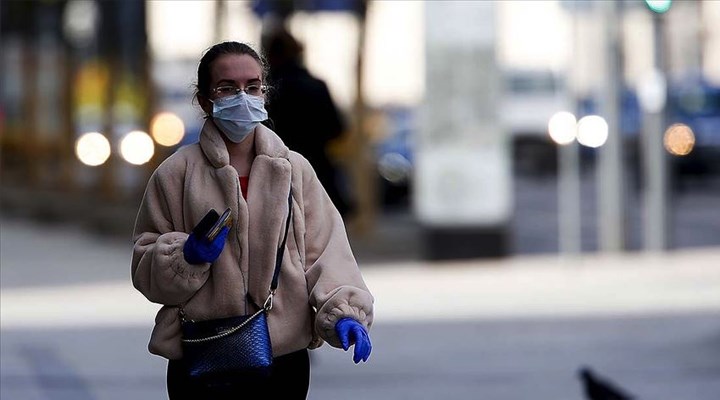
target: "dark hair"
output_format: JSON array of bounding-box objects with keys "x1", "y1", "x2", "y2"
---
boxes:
[{"x1": 194, "y1": 41, "x2": 268, "y2": 101}]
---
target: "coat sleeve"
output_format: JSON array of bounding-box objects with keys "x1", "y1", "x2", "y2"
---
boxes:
[
  {"x1": 300, "y1": 160, "x2": 374, "y2": 348},
  {"x1": 131, "y1": 166, "x2": 211, "y2": 306}
]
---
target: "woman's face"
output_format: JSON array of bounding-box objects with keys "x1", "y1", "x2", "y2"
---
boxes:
[{"x1": 199, "y1": 53, "x2": 264, "y2": 115}]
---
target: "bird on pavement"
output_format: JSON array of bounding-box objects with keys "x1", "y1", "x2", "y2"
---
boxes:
[{"x1": 578, "y1": 366, "x2": 636, "y2": 400}]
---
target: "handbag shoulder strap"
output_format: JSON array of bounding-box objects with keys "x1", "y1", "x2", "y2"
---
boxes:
[
  {"x1": 262, "y1": 188, "x2": 293, "y2": 311},
  {"x1": 271, "y1": 189, "x2": 293, "y2": 291}
]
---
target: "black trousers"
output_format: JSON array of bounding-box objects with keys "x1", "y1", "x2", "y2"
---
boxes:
[{"x1": 167, "y1": 349, "x2": 310, "y2": 399}]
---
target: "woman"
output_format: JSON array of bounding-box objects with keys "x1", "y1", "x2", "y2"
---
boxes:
[{"x1": 131, "y1": 41, "x2": 373, "y2": 399}]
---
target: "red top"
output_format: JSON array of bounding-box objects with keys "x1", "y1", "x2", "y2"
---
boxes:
[{"x1": 240, "y1": 176, "x2": 249, "y2": 199}]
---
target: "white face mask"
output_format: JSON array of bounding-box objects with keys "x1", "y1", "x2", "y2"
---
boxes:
[{"x1": 211, "y1": 92, "x2": 268, "y2": 143}]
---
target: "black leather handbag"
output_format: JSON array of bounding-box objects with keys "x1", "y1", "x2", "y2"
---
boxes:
[{"x1": 179, "y1": 191, "x2": 293, "y2": 380}]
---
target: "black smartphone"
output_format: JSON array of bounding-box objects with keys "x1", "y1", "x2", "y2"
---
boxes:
[
  {"x1": 193, "y1": 209, "x2": 220, "y2": 237},
  {"x1": 206, "y1": 208, "x2": 232, "y2": 242}
]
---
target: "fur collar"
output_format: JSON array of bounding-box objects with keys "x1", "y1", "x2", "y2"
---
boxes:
[{"x1": 199, "y1": 120, "x2": 290, "y2": 168}]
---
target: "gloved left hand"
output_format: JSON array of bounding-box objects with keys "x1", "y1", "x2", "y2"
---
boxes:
[
  {"x1": 335, "y1": 317, "x2": 372, "y2": 364},
  {"x1": 183, "y1": 226, "x2": 230, "y2": 265}
]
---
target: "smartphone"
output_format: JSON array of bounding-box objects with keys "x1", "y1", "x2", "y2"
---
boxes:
[
  {"x1": 206, "y1": 208, "x2": 232, "y2": 242},
  {"x1": 193, "y1": 209, "x2": 220, "y2": 237}
]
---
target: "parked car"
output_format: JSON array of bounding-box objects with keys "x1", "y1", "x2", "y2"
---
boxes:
[
  {"x1": 667, "y1": 75, "x2": 720, "y2": 176},
  {"x1": 499, "y1": 69, "x2": 573, "y2": 174},
  {"x1": 579, "y1": 73, "x2": 720, "y2": 179}
]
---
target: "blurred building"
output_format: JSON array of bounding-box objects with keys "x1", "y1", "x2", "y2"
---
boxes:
[
  {"x1": 2, "y1": 0, "x2": 719, "y2": 255},
  {"x1": 2, "y1": 0, "x2": 150, "y2": 197}
]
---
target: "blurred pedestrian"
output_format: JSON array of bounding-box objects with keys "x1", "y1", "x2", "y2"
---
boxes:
[
  {"x1": 263, "y1": 28, "x2": 352, "y2": 217},
  {"x1": 131, "y1": 41, "x2": 373, "y2": 399}
]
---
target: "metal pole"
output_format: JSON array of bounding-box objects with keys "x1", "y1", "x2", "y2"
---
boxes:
[
  {"x1": 598, "y1": 0, "x2": 625, "y2": 252},
  {"x1": 99, "y1": 0, "x2": 117, "y2": 201},
  {"x1": 349, "y1": 2, "x2": 376, "y2": 235},
  {"x1": 559, "y1": 141, "x2": 582, "y2": 255},
  {"x1": 641, "y1": 13, "x2": 669, "y2": 250},
  {"x1": 215, "y1": 0, "x2": 226, "y2": 43},
  {"x1": 24, "y1": 2, "x2": 41, "y2": 187},
  {"x1": 558, "y1": 1, "x2": 582, "y2": 257}
]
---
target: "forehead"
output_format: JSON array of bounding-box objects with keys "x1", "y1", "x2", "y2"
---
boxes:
[{"x1": 210, "y1": 54, "x2": 263, "y2": 84}]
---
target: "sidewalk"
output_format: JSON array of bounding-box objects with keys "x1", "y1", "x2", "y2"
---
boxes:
[
  {"x1": 366, "y1": 247, "x2": 720, "y2": 322},
  {"x1": 2, "y1": 216, "x2": 720, "y2": 328}
]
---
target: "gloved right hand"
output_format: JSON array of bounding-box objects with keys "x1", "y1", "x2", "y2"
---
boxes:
[
  {"x1": 335, "y1": 317, "x2": 372, "y2": 364},
  {"x1": 183, "y1": 226, "x2": 230, "y2": 265}
]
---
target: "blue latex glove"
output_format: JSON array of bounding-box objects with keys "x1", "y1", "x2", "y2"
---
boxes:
[
  {"x1": 183, "y1": 226, "x2": 230, "y2": 265},
  {"x1": 335, "y1": 318, "x2": 372, "y2": 364}
]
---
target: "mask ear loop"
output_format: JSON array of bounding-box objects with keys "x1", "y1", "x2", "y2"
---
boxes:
[{"x1": 263, "y1": 118, "x2": 275, "y2": 130}]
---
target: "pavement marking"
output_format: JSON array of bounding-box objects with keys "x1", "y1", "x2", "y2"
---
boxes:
[{"x1": 2, "y1": 248, "x2": 719, "y2": 329}]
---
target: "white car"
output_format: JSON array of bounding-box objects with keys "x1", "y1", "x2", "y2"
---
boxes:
[{"x1": 500, "y1": 69, "x2": 573, "y2": 173}]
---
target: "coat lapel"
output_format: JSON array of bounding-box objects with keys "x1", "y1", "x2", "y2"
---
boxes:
[{"x1": 245, "y1": 124, "x2": 292, "y2": 308}]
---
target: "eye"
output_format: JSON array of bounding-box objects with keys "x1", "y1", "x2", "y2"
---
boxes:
[
  {"x1": 245, "y1": 84, "x2": 265, "y2": 96},
  {"x1": 214, "y1": 85, "x2": 238, "y2": 96}
]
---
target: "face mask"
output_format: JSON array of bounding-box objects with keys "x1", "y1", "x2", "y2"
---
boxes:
[{"x1": 211, "y1": 92, "x2": 268, "y2": 143}]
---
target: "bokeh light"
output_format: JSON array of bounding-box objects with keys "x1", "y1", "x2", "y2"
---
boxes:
[
  {"x1": 576, "y1": 115, "x2": 609, "y2": 148},
  {"x1": 150, "y1": 112, "x2": 185, "y2": 146},
  {"x1": 120, "y1": 130, "x2": 155, "y2": 165},
  {"x1": 664, "y1": 123, "x2": 695, "y2": 156},
  {"x1": 548, "y1": 111, "x2": 577, "y2": 145},
  {"x1": 637, "y1": 69, "x2": 667, "y2": 113},
  {"x1": 378, "y1": 152, "x2": 412, "y2": 183},
  {"x1": 63, "y1": 0, "x2": 99, "y2": 48},
  {"x1": 75, "y1": 132, "x2": 111, "y2": 166}
]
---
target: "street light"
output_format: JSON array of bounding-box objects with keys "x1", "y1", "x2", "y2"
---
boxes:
[
  {"x1": 150, "y1": 112, "x2": 185, "y2": 147},
  {"x1": 664, "y1": 123, "x2": 695, "y2": 156},
  {"x1": 645, "y1": 0, "x2": 672, "y2": 14},
  {"x1": 548, "y1": 111, "x2": 578, "y2": 145},
  {"x1": 576, "y1": 115, "x2": 609, "y2": 148},
  {"x1": 120, "y1": 130, "x2": 155, "y2": 165},
  {"x1": 75, "y1": 132, "x2": 111, "y2": 166}
]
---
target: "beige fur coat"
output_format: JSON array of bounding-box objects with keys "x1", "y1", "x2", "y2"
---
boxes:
[{"x1": 131, "y1": 121, "x2": 373, "y2": 359}]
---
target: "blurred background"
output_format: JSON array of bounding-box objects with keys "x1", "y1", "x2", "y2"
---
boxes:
[{"x1": 1, "y1": 1, "x2": 719, "y2": 399}]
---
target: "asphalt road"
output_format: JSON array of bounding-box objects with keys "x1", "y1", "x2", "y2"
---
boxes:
[{"x1": 2, "y1": 314, "x2": 720, "y2": 400}]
